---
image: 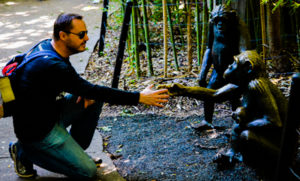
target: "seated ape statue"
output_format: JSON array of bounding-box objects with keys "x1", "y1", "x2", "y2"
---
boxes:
[
  {"x1": 160, "y1": 50, "x2": 287, "y2": 167},
  {"x1": 197, "y1": 4, "x2": 251, "y2": 130}
]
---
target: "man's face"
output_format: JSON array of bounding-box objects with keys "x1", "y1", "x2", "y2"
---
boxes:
[{"x1": 65, "y1": 19, "x2": 89, "y2": 54}]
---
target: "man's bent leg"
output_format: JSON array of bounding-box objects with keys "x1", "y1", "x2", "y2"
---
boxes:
[
  {"x1": 21, "y1": 124, "x2": 97, "y2": 179},
  {"x1": 59, "y1": 94, "x2": 103, "y2": 150}
]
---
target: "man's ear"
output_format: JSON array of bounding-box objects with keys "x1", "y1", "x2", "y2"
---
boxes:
[{"x1": 59, "y1": 31, "x2": 68, "y2": 41}]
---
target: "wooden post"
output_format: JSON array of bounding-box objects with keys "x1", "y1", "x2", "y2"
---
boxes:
[
  {"x1": 111, "y1": 1, "x2": 133, "y2": 88},
  {"x1": 98, "y1": 0, "x2": 109, "y2": 56}
]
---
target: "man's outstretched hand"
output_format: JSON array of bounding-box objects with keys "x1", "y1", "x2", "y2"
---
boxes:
[{"x1": 139, "y1": 85, "x2": 169, "y2": 107}]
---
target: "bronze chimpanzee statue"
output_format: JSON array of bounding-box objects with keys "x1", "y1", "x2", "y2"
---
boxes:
[
  {"x1": 197, "y1": 4, "x2": 251, "y2": 130},
  {"x1": 160, "y1": 50, "x2": 287, "y2": 167}
]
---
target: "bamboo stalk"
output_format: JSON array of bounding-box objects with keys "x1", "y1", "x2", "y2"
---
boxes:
[
  {"x1": 167, "y1": 4, "x2": 179, "y2": 71},
  {"x1": 130, "y1": 14, "x2": 134, "y2": 63},
  {"x1": 141, "y1": 0, "x2": 153, "y2": 76},
  {"x1": 200, "y1": 0, "x2": 208, "y2": 66},
  {"x1": 132, "y1": 0, "x2": 140, "y2": 78},
  {"x1": 187, "y1": 0, "x2": 192, "y2": 72},
  {"x1": 163, "y1": 0, "x2": 168, "y2": 77},
  {"x1": 260, "y1": 1, "x2": 266, "y2": 64},
  {"x1": 195, "y1": 0, "x2": 201, "y2": 66},
  {"x1": 249, "y1": 0, "x2": 259, "y2": 50},
  {"x1": 136, "y1": 7, "x2": 146, "y2": 43},
  {"x1": 208, "y1": 0, "x2": 213, "y2": 12},
  {"x1": 175, "y1": 0, "x2": 185, "y2": 49}
]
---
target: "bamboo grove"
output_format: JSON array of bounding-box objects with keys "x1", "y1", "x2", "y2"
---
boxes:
[{"x1": 104, "y1": 0, "x2": 300, "y2": 79}]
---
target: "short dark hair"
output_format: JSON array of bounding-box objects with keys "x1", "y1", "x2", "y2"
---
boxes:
[{"x1": 53, "y1": 13, "x2": 83, "y2": 40}]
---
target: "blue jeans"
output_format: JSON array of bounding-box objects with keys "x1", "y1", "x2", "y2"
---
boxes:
[{"x1": 16, "y1": 94, "x2": 103, "y2": 179}]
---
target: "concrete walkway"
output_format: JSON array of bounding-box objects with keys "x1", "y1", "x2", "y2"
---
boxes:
[{"x1": 0, "y1": 0, "x2": 124, "y2": 180}]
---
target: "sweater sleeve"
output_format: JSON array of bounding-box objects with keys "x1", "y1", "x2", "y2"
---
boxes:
[{"x1": 52, "y1": 60, "x2": 140, "y2": 105}]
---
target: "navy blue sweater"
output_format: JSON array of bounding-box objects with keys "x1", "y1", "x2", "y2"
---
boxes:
[{"x1": 13, "y1": 39, "x2": 139, "y2": 142}]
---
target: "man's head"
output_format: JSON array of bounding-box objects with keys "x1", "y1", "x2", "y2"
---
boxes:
[{"x1": 53, "y1": 13, "x2": 89, "y2": 55}]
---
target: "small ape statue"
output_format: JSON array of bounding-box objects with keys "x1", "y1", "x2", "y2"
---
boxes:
[
  {"x1": 197, "y1": 4, "x2": 251, "y2": 130},
  {"x1": 160, "y1": 50, "x2": 287, "y2": 167}
]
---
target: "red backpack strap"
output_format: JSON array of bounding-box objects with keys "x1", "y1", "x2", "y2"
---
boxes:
[{"x1": 2, "y1": 62, "x2": 18, "y2": 76}]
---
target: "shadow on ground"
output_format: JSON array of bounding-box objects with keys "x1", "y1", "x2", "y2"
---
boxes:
[{"x1": 98, "y1": 114, "x2": 263, "y2": 181}]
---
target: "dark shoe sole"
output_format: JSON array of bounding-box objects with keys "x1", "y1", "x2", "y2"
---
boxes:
[
  {"x1": 9, "y1": 142, "x2": 37, "y2": 178},
  {"x1": 93, "y1": 157, "x2": 102, "y2": 168}
]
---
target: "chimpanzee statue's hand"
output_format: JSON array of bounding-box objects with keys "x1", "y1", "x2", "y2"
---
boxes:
[{"x1": 158, "y1": 83, "x2": 186, "y2": 96}]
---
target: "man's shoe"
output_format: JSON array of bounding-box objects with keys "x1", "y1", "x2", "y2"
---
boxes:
[
  {"x1": 92, "y1": 157, "x2": 102, "y2": 168},
  {"x1": 9, "y1": 142, "x2": 37, "y2": 178}
]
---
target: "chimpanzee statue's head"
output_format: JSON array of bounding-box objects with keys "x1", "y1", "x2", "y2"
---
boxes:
[
  {"x1": 224, "y1": 50, "x2": 266, "y2": 85},
  {"x1": 210, "y1": 4, "x2": 238, "y2": 39}
]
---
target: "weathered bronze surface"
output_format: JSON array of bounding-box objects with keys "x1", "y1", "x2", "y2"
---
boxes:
[
  {"x1": 197, "y1": 4, "x2": 251, "y2": 130},
  {"x1": 161, "y1": 50, "x2": 288, "y2": 168}
]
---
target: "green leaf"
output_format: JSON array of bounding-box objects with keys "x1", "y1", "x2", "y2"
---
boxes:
[
  {"x1": 116, "y1": 148, "x2": 122, "y2": 153},
  {"x1": 98, "y1": 126, "x2": 112, "y2": 132}
]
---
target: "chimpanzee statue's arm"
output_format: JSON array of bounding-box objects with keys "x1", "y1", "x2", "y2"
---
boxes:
[
  {"x1": 159, "y1": 83, "x2": 241, "y2": 103},
  {"x1": 198, "y1": 49, "x2": 213, "y2": 87}
]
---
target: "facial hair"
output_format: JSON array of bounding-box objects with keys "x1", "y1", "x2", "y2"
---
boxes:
[{"x1": 66, "y1": 39, "x2": 87, "y2": 55}]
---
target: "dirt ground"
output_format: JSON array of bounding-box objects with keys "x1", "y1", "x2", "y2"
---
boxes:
[
  {"x1": 84, "y1": 8, "x2": 299, "y2": 181},
  {"x1": 98, "y1": 113, "x2": 261, "y2": 181}
]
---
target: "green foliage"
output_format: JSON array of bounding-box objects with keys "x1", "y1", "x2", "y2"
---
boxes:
[
  {"x1": 226, "y1": 0, "x2": 232, "y2": 6},
  {"x1": 260, "y1": 0, "x2": 300, "y2": 13},
  {"x1": 150, "y1": 0, "x2": 163, "y2": 23},
  {"x1": 290, "y1": 1, "x2": 300, "y2": 13},
  {"x1": 121, "y1": 108, "x2": 135, "y2": 116}
]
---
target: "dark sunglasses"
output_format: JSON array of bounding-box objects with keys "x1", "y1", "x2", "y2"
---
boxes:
[{"x1": 64, "y1": 31, "x2": 88, "y2": 39}]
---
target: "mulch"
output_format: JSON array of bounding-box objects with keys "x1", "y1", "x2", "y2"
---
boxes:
[{"x1": 98, "y1": 112, "x2": 262, "y2": 181}]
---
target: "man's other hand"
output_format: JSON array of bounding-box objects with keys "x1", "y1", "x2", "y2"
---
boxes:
[{"x1": 76, "y1": 96, "x2": 95, "y2": 109}]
